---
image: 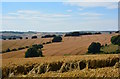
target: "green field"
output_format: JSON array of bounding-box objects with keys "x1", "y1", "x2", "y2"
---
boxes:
[{"x1": 101, "y1": 44, "x2": 118, "y2": 53}]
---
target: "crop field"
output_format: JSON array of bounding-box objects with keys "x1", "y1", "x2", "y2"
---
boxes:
[
  {"x1": 1, "y1": 34, "x2": 120, "y2": 78},
  {"x1": 101, "y1": 44, "x2": 118, "y2": 53},
  {"x1": 1, "y1": 38, "x2": 52, "y2": 51},
  {"x1": 2, "y1": 54, "x2": 120, "y2": 78},
  {"x1": 1, "y1": 34, "x2": 117, "y2": 59}
]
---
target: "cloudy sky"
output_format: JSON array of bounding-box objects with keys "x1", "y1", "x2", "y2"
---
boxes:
[{"x1": 1, "y1": 2, "x2": 118, "y2": 32}]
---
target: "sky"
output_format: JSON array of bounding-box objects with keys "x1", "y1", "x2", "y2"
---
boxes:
[{"x1": 1, "y1": 2, "x2": 118, "y2": 32}]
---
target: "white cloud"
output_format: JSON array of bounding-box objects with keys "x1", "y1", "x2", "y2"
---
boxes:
[
  {"x1": 2, "y1": 10, "x2": 117, "y2": 31},
  {"x1": 63, "y1": 1, "x2": 118, "y2": 9},
  {"x1": 6, "y1": 10, "x2": 71, "y2": 19}
]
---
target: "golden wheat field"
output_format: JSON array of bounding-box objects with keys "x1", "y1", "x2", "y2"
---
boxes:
[
  {"x1": 1, "y1": 34, "x2": 116, "y2": 59},
  {"x1": 2, "y1": 54, "x2": 120, "y2": 78}
]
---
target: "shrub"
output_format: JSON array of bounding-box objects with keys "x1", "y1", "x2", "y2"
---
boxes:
[
  {"x1": 94, "y1": 32, "x2": 101, "y2": 34},
  {"x1": 41, "y1": 35, "x2": 56, "y2": 38},
  {"x1": 32, "y1": 44, "x2": 43, "y2": 49},
  {"x1": 25, "y1": 47, "x2": 43, "y2": 58},
  {"x1": 88, "y1": 42, "x2": 101, "y2": 54},
  {"x1": 6, "y1": 48, "x2": 11, "y2": 52},
  {"x1": 8, "y1": 38, "x2": 12, "y2": 40},
  {"x1": 12, "y1": 37, "x2": 16, "y2": 40},
  {"x1": 26, "y1": 37, "x2": 28, "y2": 39},
  {"x1": 19, "y1": 37, "x2": 23, "y2": 40},
  {"x1": 46, "y1": 41, "x2": 52, "y2": 44},
  {"x1": 115, "y1": 31, "x2": 119, "y2": 33},
  {"x1": 105, "y1": 44, "x2": 107, "y2": 46},
  {"x1": 2, "y1": 51, "x2": 6, "y2": 53},
  {"x1": 42, "y1": 43, "x2": 46, "y2": 45},
  {"x1": 3, "y1": 38, "x2": 6, "y2": 40},
  {"x1": 111, "y1": 35, "x2": 120, "y2": 46},
  {"x1": 32, "y1": 36, "x2": 37, "y2": 39},
  {"x1": 52, "y1": 36, "x2": 62, "y2": 42},
  {"x1": 25, "y1": 46, "x2": 29, "y2": 48},
  {"x1": 18, "y1": 47, "x2": 25, "y2": 50},
  {"x1": 11, "y1": 48, "x2": 17, "y2": 51}
]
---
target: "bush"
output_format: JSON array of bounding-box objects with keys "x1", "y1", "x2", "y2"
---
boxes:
[
  {"x1": 3, "y1": 38, "x2": 6, "y2": 40},
  {"x1": 52, "y1": 36, "x2": 62, "y2": 42},
  {"x1": 41, "y1": 35, "x2": 56, "y2": 38},
  {"x1": 26, "y1": 37, "x2": 28, "y2": 39},
  {"x1": 25, "y1": 46, "x2": 29, "y2": 48},
  {"x1": 46, "y1": 41, "x2": 52, "y2": 44},
  {"x1": 6, "y1": 48, "x2": 11, "y2": 52},
  {"x1": 11, "y1": 48, "x2": 17, "y2": 51},
  {"x1": 18, "y1": 47, "x2": 25, "y2": 50},
  {"x1": 88, "y1": 42, "x2": 101, "y2": 54},
  {"x1": 2, "y1": 51, "x2": 6, "y2": 53},
  {"x1": 12, "y1": 37, "x2": 16, "y2": 40},
  {"x1": 32, "y1": 36, "x2": 37, "y2": 39},
  {"x1": 111, "y1": 35, "x2": 120, "y2": 46},
  {"x1": 25, "y1": 47, "x2": 43, "y2": 58},
  {"x1": 32, "y1": 44, "x2": 43, "y2": 49},
  {"x1": 42, "y1": 43, "x2": 46, "y2": 45},
  {"x1": 8, "y1": 38, "x2": 12, "y2": 40},
  {"x1": 105, "y1": 44, "x2": 107, "y2": 46},
  {"x1": 19, "y1": 37, "x2": 23, "y2": 40}
]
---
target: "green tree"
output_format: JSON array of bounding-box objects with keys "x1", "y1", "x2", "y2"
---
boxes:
[
  {"x1": 52, "y1": 36, "x2": 62, "y2": 42},
  {"x1": 32, "y1": 44, "x2": 43, "y2": 49},
  {"x1": 88, "y1": 42, "x2": 101, "y2": 54},
  {"x1": 111, "y1": 35, "x2": 120, "y2": 53},
  {"x1": 25, "y1": 47, "x2": 43, "y2": 58},
  {"x1": 111, "y1": 35, "x2": 120, "y2": 46}
]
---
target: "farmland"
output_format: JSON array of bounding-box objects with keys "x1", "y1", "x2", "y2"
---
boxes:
[
  {"x1": 1, "y1": 34, "x2": 117, "y2": 59},
  {"x1": 2, "y1": 54, "x2": 120, "y2": 78},
  {"x1": 1, "y1": 33, "x2": 120, "y2": 78}
]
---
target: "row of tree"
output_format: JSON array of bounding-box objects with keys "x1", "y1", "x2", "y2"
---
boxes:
[
  {"x1": 64, "y1": 32, "x2": 101, "y2": 37},
  {"x1": 2, "y1": 36, "x2": 38, "y2": 40}
]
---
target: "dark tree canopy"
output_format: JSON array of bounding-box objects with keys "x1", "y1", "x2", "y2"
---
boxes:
[
  {"x1": 41, "y1": 35, "x2": 56, "y2": 38},
  {"x1": 111, "y1": 35, "x2": 120, "y2": 46},
  {"x1": 32, "y1": 36, "x2": 37, "y2": 39},
  {"x1": 25, "y1": 44, "x2": 43, "y2": 58},
  {"x1": 52, "y1": 36, "x2": 62, "y2": 42},
  {"x1": 25, "y1": 47, "x2": 43, "y2": 58},
  {"x1": 12, "y1": 37, "x2": 16, "y2": 40},
  {"x1": 115, "y1": 31, "x2": 119, "y2": 33},
  {"x1": 6, "y1": 48, "x2": 11, "y2": 52},
  {"x1": 88, "y1": 42, "x2": 101, "y2": 54},
  {"x1": 32, "y1": 44, "x2": 43, "y2": 49},
  {"x1": 19, "y1": 37, "x2": 23, "y2": 39},
  {"x1": 26, "y1": 37, "x2": 28, "y2": 39}
]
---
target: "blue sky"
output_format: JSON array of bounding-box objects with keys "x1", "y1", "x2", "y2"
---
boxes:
[{"x1": 1, "y1": 2, "x2": 118, "y2": 32}]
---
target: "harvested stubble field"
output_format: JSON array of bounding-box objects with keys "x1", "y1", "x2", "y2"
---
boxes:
[
  {"x1": 1, "y1": 38, "x2": 52, "y2": 51},
  {"x1": 2, "y1": 54, "x2": 120, "y2": 78},
  {"x1": 1, "y1": 34, "x2": 116, "y2": 59}
]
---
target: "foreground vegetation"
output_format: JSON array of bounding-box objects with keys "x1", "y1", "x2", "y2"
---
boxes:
[{"x1": 2, "y1": 54, "x2": 119, "y2": 78}]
